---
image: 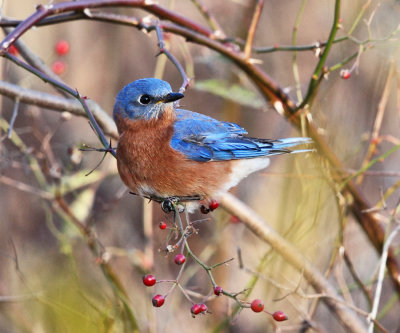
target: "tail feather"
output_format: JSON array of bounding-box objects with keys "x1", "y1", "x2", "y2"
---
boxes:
[{"x1": 272, "y1": 137, "x2": 313, "y2": 149}]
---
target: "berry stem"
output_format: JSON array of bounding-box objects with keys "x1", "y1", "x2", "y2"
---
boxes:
[
  {"x1": 211, "y1": 257, "x2": 235, "y2": 269},
  {"x1": 173, "y1": 206, "x2": 251, "y2": 307},
  {"x1": 176, "y1": 282, "x2": 197, "y2": 304}
]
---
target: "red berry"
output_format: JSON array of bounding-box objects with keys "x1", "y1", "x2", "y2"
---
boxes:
[
  {"x1": 199, "y1": 303, "x2": 208, "y2": 313},
  {"x1": 142, "y1": 274, "x2": 156, "y2": 287},
  {"x1": 214, "y1": 286, "x2": 223, "y2": 296},
  {"x1": 174, "y1": 254, "x2": 186, "y2": 265},
  {"x1": 200, "y1": 205, "x2": 210, "y2": 214},
  {"x1": 52, "y1": 60, "x2": 66, "y2": 75},
  {"x1": 8, "y1": 45, "x2": 18, "y2": 56},
  {"x1": 272, "y1": 311, "x2": 288, "y2": 321},
  {"x1": 230, "y1": 215, "x2": 240, "y2": 224},
  {"x1": 159, "y1": 221, "x2": 167, "y2": 229},
  {"x1": 250, "y1": 299, "x2": 264, "y2": 313},
  {"x1": 340, "y1": 69, "x2": 351, "y2": 79},
  {"x1": 152, "y1": 294, "x2": 165, "y2": 307},
  {"x1": 55, "y1": 40, "x2": 70, "y2": 55},
  {"x1": 191, "y1": 303, "x2": 202, "y2": 315},
  {"x1": 209, "y1": 199, "x2": 219, "y2": 211}
]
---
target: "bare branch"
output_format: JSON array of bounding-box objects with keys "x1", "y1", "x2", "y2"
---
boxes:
[
  {"x1": 244, "y1": 0, "x2": 263, "y2": 59},
  {"x1": 369, "y1": 222, "x2": 400, "y2": 333},
  {"x1": 0, "y1": 80, "x2": 117, "y2": 139}
]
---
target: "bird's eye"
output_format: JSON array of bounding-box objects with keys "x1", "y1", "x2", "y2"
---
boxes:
[{"x1": 139, "y1": 94, "x2": 151, "y2": 105}]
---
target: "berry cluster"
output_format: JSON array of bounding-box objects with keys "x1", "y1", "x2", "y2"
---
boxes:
[
  {"x1": 191, "y1": 303, "x2": 207, "y2": 316},
  {"x1": 52, "y1": 40, "x2": 70, "y2": 75},
  {"x1": 147, "y1": 202, "x2": 288, "y2": 323}
]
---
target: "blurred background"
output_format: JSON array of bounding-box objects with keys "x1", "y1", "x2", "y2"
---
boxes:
[{"x1": 1, "y1": 0, "x2": 400, "y2": 332}]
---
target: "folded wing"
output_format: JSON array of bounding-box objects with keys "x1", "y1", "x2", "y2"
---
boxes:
[{"x1": 171, "y1": 109, "x2": 311, "y2": 162}]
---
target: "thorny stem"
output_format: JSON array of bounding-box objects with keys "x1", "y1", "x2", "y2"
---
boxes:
[{"x1": 296, "y1": 0, "x2": 341, "y2": 110}]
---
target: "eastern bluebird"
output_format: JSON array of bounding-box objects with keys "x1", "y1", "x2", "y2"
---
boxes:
[{"x1": 113, "y1": 78, "x2": 311, "y2": 213}]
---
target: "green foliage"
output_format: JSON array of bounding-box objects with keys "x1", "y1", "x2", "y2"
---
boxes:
[{"x1": 195, "y1": 79, "x2": 264, "y2": 109}]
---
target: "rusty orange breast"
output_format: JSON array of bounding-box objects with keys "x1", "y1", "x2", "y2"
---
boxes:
[{"x1": 115, "y1": 110, "x2": 232, "y2": 199}]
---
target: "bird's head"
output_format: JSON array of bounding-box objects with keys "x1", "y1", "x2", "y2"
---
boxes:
[{"x1": 113, "y1": 78, "x2": 184, "y2": 124}]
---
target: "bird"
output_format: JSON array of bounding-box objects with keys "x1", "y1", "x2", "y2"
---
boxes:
[{"x1": 113, "y1": 78, "x2": 311, "y2": 213}]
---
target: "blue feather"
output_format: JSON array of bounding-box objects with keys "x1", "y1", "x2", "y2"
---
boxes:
[{"x1": 170, "y1": 109, "x2": 311, "y2": 161}]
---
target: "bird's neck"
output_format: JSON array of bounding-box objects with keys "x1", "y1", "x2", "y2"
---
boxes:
[{"x1": 115, "y1": 106, "x2": 176, "y2": 135}]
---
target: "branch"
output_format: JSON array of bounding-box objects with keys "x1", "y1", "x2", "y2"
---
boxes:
[
  {"x1": 368, "y1": 223, "x2": 400, "y2": 333},
  {"x1": 0, "y1": 80, "x2": 118, "y2": 139},
  {"x1": 0, "y1": 0, "x2": 214, "y2": 53},
  {"x1": 243, "y1": 0, "x2": 264, "y2": 59},
  {"x1": 189, "y1": 0, "x2": 225, "y2": 37},
  {"x1": 4, "y1": 52, "x2": 116, "y2": 157},
  {"x1": 297, "y1": 0, "x2": 342, "y2": 110}
]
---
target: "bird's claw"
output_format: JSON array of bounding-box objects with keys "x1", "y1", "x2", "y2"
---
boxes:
[{"x1": 161, "y1": 195, "x2": 201, "y2": 214}]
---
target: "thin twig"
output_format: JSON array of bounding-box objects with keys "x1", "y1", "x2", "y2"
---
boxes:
[
  {"x1": 244, "y1": 0, "x2": 264, "y2": 59},
  {"x1": 7, "y1": 97, "x2": 19, "y2": 138},
  {"x1": 368, "y1": 223, "x2": 400, "y2": 333},
  {"x1": 0, "y1": 175, "x2": 53, "y2": 199},
  {"x1": 297, "y1": 0, "x2": 341, "y2": 110},
  {"x1": 291, "y1": 0, "x2": 308, "y2": 103},
  {"x1": 189, "y1": 0, "x2": 225, "y2": 38},
  {"x1": 154, "y1": 25, "x2": 190, "y2": 92},
  {"x1": 356, "y1": 60, "x2": 396, "y2": 184},
  {"x1": 343, "y1": 250, "x2": 373, "y2": 308}
]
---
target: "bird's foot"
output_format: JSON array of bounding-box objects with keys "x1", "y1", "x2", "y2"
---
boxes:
[
  {"x1": 200, "y1": 199, "x2": 220, "y2": 214},
  {"x1": 128, "y1": 192, "x2": 202, "y2": 213},
  {"x1": 161, "y1": 195, "x2": 201, "y2": 213}
]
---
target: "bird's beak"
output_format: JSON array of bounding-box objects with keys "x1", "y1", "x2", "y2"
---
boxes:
[{"x1": 162, "y1": 92, "x2": 184, "y2": 103}]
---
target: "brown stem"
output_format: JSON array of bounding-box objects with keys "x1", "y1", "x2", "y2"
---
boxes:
[{"x1": 244, "y1": 0, "x2": 264, "y2": 59}]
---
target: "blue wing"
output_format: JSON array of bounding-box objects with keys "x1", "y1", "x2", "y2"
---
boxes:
[{"x1": 170, "y1": 109, "x2": 311, "y2": 162}]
